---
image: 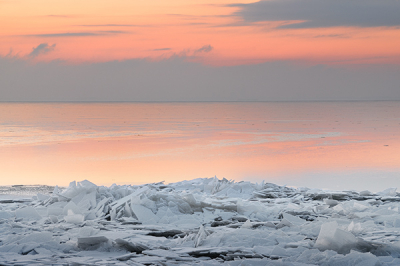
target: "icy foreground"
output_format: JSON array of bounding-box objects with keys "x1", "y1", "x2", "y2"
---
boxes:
[{"x1": 1, "y1": 178, "x2": 400, "y2": 265}]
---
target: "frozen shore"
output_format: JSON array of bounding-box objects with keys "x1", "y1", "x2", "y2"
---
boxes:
[{"x1": 1, "y1": 177, "x2": 400, "y2": 265}]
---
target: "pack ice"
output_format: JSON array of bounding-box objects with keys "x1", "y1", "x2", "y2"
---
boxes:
[{"x1": 1, "y1": 177, "x2": 400, "y2": 265}]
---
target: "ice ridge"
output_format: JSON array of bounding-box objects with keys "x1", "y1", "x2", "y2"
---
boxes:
[{"x1": 0, "y1": 177, "x2": 400, "y2": 265}]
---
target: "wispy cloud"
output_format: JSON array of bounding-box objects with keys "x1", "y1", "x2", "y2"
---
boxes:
[
  {"x1": 195, "y1": 45, "x2": 213, "y2": 53},
  {"x1": 79, "y1": 24, "x2": 147, "y2": 27},
  {"x1": 99, "y1": 30, "x2": 127, "y2": 34},
  {"x1": 152, "y1": 48, "x2": 171, "y2": 51},
  {"x1": 24, "y1": 31, "x2": 127, "y2": 38},
  {"x1": 28, "y1": 43, "x2": 56, "y2": 57},
  {"x1": 46, "y1": 15, "x2": 76, "y2": 18},
  {"x1": 313, "y1": 34, "x2": 349, "y2": 39},
  {"x1": 27, "y1": 32, "x2": 97, "y2": 38},
  {"x1": 231, "y1": 0, "x2": 400, "y2": 29}
]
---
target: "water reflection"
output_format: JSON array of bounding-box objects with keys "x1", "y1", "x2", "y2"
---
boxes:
[{"x1": 0, "y1": 102, "x2": 399, "y2": 191}]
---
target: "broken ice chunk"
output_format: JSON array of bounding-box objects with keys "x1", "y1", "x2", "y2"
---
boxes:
[
  {"x1": 359, "y1": 190, "x2": 374, "y2": 196},
  {"x1": 378, "y1": 188, "x2": 397, "y2": 197},
  {"x1": 0, "y1": 211, "x2": 12, "y2": 219},
  {"x1": 352, "y1": 202, "x2": 369, "y2": 212},
  {"x1": 78, "y1": 180, "x2": 97, "y2": 192},
  {"x1": 49, "y1": 215, "x2": 58, "y2": 223},
  {"x1": 15, "y1": 206, "x2": 42, "y2": 220},
  {"x1": 79, "y1": 226, "x2": 100, "y2": 237},
  {"x1": 393, "y1": 219, "x2": 400, "y2": 228},
  {"x1": 270, "y1": 246, "x2": 288, "y2": 257},
  {"x1": 241, "y1": 219, "x2": 253, "y2": 229},
  {"x1": 278, "y1": 213, "x2": 306, "y2": 227},
  {"x1": 47, "y1": 206, "x2": 63, "y2": 216},
  {"x1": 211, "y1": 220, "x2": 231, "y2": 227},
  {"x1": 18, "y1": 232, "x2": 53, "y2": 244},
  {"x1": 143, "y1": 249, "x2": 181, "y2": 259},
  {"x1": 130, "y1": 204, "x2": 159, "y2": 224},
  {"x1": 194, "y1": 225, "x2": 209, "y2": 248},
  {"x1": 62, "y1": 201, "x2": 83, "y2": 215},
  {"x1": 171, "y1": 214, "x2": 202, "y2": 228},
  {"x1": 348, "y1": 221, "x2": 363, "y2": 234},
  {"x1": 147, "y1": 229, "x2": 184, "y2": 238},
  {"x1": 77, "y1": 236, "x2": 108, "y2": 249},
  {"x1": 37, "y1": 193, "x2": 50, "y2": 201},
  {"x1": 76, "y1": 191, "x2": 97, "y2": 210},
  {"x1": 315, "y1": 221, "x2": 359, "y2": 254},
  {"x1": 60, "y1": 181, "x2": 78, "y2": 199},
  {"x1": 64, "y1": 210, "x2": 84, "y2": 224},
  {"x1": 124, "y1": 202, "x2": 134, "y2": 217},
  {"x1": 323, "y1": 199, "x2": 339, "y2": 207},
  {"x1": 84, "y1": 211, "x2": 96, "y2": 220},
  {"x1": 115, "y1": 238, "x2": 148, "y2": 253}
]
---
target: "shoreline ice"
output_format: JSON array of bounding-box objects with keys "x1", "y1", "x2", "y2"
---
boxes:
[{"x1": 1, "y1": 177, "x2": 400, "y2": 265}]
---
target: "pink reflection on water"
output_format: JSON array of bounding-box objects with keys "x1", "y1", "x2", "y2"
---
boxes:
[{"x1": 0, "y1": 102, "x2": 399, "y2": 190}]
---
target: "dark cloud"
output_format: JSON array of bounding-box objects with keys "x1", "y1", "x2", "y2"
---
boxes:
[
  {"x1": 1, "y1": 55, "x2": 399, "y2": 102},
  {"x1": 28, "y1": 43, "x2": 56, "y2": 58},
  {"x1": 231, "y1": 0, "x2": 400, "y2": 28},
  {"x1": 195, "y1": 45, "x2": 213, "y2": 53}
]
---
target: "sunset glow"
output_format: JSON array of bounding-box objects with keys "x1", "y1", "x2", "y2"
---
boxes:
[
  {"x1": 2, "y1": 2, "x2": 400, "y2": 264},
  {"x1": 1, "y1": 102, "x2": 399, "y2": 191},
  {"x1": 1, "y1": 1, "x2": 400, "y2": 187},
  {"x1": 2, "y1": 0, "x2": 400, "y2": 65}
]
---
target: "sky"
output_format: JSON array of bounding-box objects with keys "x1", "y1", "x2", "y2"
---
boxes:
[{"x1": 1, "y1": 0, "x2": 400, "y2": 101}]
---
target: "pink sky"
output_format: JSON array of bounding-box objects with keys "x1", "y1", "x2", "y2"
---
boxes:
[{"x1": 1, "y1": 0, "x2": 400, "y2": 66}]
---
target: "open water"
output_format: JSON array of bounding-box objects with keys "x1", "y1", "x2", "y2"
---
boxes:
[{"x1": 0, "y1": 101, "x2": 399, "y2": 191}]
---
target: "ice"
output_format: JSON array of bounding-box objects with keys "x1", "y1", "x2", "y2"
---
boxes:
[
  {"x1": 194, "y1": 225, "x2": 209, "y2": 247},
  {"x1": 348, "y1": 221, "x2": 363, "y2": 234},
  {"x1": 315, "y1": 221, "x2": 359, "y2": 254},
  {"x1": 0, "y1": 211, "x2": 12, "y2": 219},
  {"x1": 143, "y1": 249, "x2": 181, "y2": 258},
  {"x1": 77, "y1": 236, "x2": 109, "y2": 249},
  {"x1": 15, "y1": 206, "x2": 42, "y2": 220},
  {"x1": 36, "y1": 193, "x2": 50, "y2": 201},
  {"x1": 63, "y1": 201, "x2": 83, "y2": 215},
  {"x1": 2, "y1": 177, "x2": 400, "y2": 265},
  {"x1": 280, "y1": 212, "x2": 306, "y2": 227},
  {"x1": 393, "y1": 219, "x2": 400, "y2": 228},
  {"x1": 79, "y1": 226, "x2": 100, "y2": 237},
  {"x1": 114, "y1": 238, "x2": 148, "y2": 253},
  {"x1": 378, "y1": 187, "x2": 397, "y2": 197},
  {"x1": 19, "y1": 232, "x2": 53, "y2": 244},
  {"x1": 270, "y1": 246, "x2": 288, "y2": 257},
  {"x1": 241, "y1": 219, "x2": 253, "y2": 229},
  {"x1": 131, "y1": 204, "x2": 159, "y2": 224},
  {"x1": 47, "y1": 206, "x2": 63, "y2": 216},
  {"x1": 64, "y1": 210, "x2": 85, "y2": 224}
]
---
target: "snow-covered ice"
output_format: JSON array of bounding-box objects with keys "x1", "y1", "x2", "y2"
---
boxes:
[{"x1": 1, "y1": 177, "x2": 400, "y2": 265}]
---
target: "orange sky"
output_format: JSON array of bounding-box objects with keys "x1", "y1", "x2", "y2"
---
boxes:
[{"x1": 1, "y1": 0, "x2": 400, "y2": 66}]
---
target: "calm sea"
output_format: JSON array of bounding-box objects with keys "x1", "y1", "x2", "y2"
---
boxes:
[{"x1": 0, "y1": 102, "x2": 399, "y2": 191}]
